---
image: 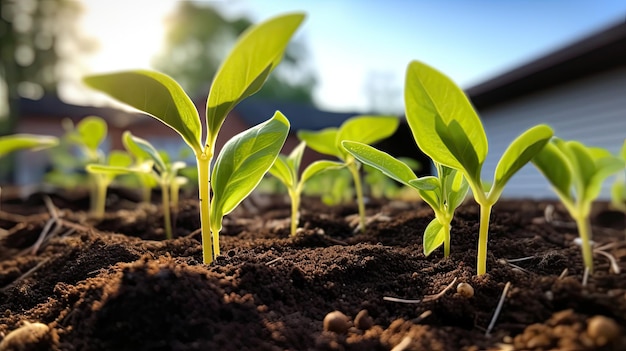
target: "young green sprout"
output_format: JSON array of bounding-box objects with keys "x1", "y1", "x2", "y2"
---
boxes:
[
  {"x1": 0, "y1": 134, "x2": 58, "y2": 209},
  {"x1": 404, "y1": 61, "x2": 554, "y2": 275},
  {"x1": 532, "y1": 138, "x2": 625, "y2": 273},
  {"x1": 121, "y1": 130, "x2": 159, "y2": 203},
  {"x1": 63, "y1": 116, "x2": 109, "y2": 217},
  {"x1": 610, "y1": 139, "x2": 626, "y2": 236},
  {"x1": 343, "y1": 141, "x2": 469, "y2": 257},
  {"x1": 269, "y1": 141, "x2": 343, "y2": 235},
  {"x1": 298, "y1": 116, "x2": 399, "y2": 231},
  {"x1": 85, "y1": 150, "x2": 134, "y2": 219},
  {"x1": 87, "y1": 131, "x2": 187, "y2": 239},
  {"x1": 84, "y1": 13, "x2": 303, "y2": 264}
]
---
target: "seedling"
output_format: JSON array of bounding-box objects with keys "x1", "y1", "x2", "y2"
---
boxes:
[
  {"x1": 298, "y1": 115, "x2": 399, "y2": 231},
  {"x1": 343, "y1": 141, "x2": 468, "y2": 256},
  {"x1": 404, "y1": 61, "x2": 553, "y2": 275},
  {"x1": 121, "y1": 130, "x2": 159, "y2": 203},
  {"x1": 269, "y1": 141, "x2": 343, "y2": 235},
  {"x1": 84, "y1": 13, "x2": 302, "y2": 263},
  {"x1": 610, "y1": 140, "x2": 626, "y2": 236},
  {"x1": 88, "y1": 131, "x2": 187, "y2": 239},
  {"x1": 0, "y1": 134, "x2": 58, "y2": 209},
  {"x1": 61, "y1": 116, "x2": 109, "y2": 217},
  {"x1": 85, "y1": 150, "x2": 134, "y2": 219},
  {"x1": 532, "y1": 138, "x2": 624, "y2": 273}
]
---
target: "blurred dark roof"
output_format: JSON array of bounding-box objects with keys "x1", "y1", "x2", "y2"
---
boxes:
[
  {"x1": 234, "y1": 98, "x2": 356, "y2": 130},
  {"x1": 19, "y1": 95, "x2": 150, "y2": 127},
  {"x1": 19, "y1": 95, "x2": 359, "y2": 131},
  {"x1": 467, "y1": 18, "x2": 626, "y2": 109}
]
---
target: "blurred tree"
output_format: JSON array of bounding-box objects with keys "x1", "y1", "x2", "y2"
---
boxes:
[
  {"x1": 152, "y1": 2, "x2": 317, "y2": 104},
  {"x1": 0, "y1": 0, "x2": 95, "y2": 134}
]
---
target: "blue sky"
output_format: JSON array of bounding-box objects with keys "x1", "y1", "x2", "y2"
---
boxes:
[{"x1": 79, "y1": 0, "x2": 626, "y2": 113}]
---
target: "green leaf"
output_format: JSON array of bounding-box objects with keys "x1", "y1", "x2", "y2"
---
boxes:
[
  {"x1": 287, "y1": 141, "x2": 307, "y2": 177},
  {"x1": 585, "y1": 155, "x2": 625, "y2": 201},
  {"x1": 298, "y1": 128, "x2": 340, "y2": 158},
  {"x1": 434, "y1": 117, "x2": 481, "y2": 182},
  {"x1": 336, "y1": 116, "x2": 399, "y2": 158},
  {"x1": 211, "y1": 111, "x2": 290, "y2": 230},
  {"x1": 74, "y1": 116, "x2": 107, "y2": 152},
  {"x1": 532, "y1": 141, "x2": 573, "y2": 202},
  {"x1": 446, "y1": 168, "x2": 469, "y2": 210},
  {"x1": 0, "y1": 134, "x2": 58, "y2": 158},
  {"x1": 405, "y1": 60, "x2": 487, "y2": 171},
  {"x1": 342, "y1": 140, "x2": 417, "y2": 186},
  {"x1": 206, "y1": 13, "x2": 305, "y2": 148},
  {"x1": 122, "y1": 131, "x2": 150, "y2": 163},
  {"x1": 409, "y1": 176, "x2": 440, "y2": 191},
  {"x1": 611, "y1": 180, "x2": 626, "y2": 211},
  {"x1": 269, "y1": 154, "x2": 294, "y2": 188},
  {"x1": 301, "y1": 160, "x2": 344, "y2": 184},
  {"x1": 84, "y1": 70, "x2": 202, "y2": 153},
  {"x1": 620, "y1": 139, "x2": 626, "y2": 160},
  {"x1": 125, "y1": 133, "x2": 167, "y2": 173},
  {"x1": 423, "y1": 218, "x2": 445, "y2": 256},
  {"x1": 493, "y1": 124, "x2": 553, "y2": 194}
]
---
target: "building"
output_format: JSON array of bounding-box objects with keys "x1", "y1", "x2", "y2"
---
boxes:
[{"x1": 467, "y1": 19, "x2": 626, "y2": 198}]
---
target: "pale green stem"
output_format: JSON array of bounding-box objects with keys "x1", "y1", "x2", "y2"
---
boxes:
[
  {"x1": 288, "y1": 189, "x2": 300, "y2": 236},
  {"x1": 197, "y1": 155, "x2": 214, "y2": 264},
  {"x1": 161, "y1": 182, "x2": 172, "y2": 240},
  {"x1": 140, "y1": 176, "x2": 152, "y2": 203},
  {"x1": 477, "y1": 203, "x2": 493, "y2": 275},
  {"x1": 89, "y1": 174, "x2": 99, "y2": 216},
  {"x1": 89, "y1": 175, "x2": 108, "y2": 219},
  {"x1": 574, "y1": 215, "x2": 594, "y2": 274},
  {"x1": 443, "y1": 220, "x2": 451, "y2": 257},
  {"x1": 348, "y1": 163, "x2": 366, "y2": 232}
]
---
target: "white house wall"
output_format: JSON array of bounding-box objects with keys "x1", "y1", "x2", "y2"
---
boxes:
[{"x1": 477, "y1": 66, "x2": 626, "y2": 199}]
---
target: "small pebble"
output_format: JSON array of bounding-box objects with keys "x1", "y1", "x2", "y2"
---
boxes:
[
  {"x1": 586, "y1": 315, "x2": 620, "y2": 346},
  {"x1": 0, "y1": 322, "x2": 53, "y2": 351},
  {"x1": 323, "y1": 311, "x2": 350, "y2": 334},
  {"x1": 456, "y1": 282, "x2": 474, "y2": 298},
  {"x1": 354, "y1": 309, "x2": 373, "y2": 330}
]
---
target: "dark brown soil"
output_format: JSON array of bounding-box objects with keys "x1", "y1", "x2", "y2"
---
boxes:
[{"x1": 1, "y1": 189, "x2": 625, "y2": 350}]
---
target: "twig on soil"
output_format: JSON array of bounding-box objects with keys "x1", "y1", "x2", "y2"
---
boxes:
[
  {"x1": 485, "y1": 281, "x2": 512, "y2": 337},
  {"x1": 411, "y1": 310, "x2": 432, "y2": 324},
  {"x1": 390, "y1": 336, "x2": 412, "y2": 351},
  {"x1": 573, "y1": 238, "x2": 622, "y2": 275},
  {"x1": 0, "y1": 258, "x2": 50, "y2": 292},
  {"x1": 30, "y1": 196, "x2": 61, "y2": 255},
  {"x1": 265, "y1": 257, "x2": 283, "y2": 266},
  {"x1": 383, "y1": 277, "x2": 458, "y2": 304},
  {"x1": 558, "y1": 268, "x2": 569, "y2": 279},
  {"x1": 582, "y1": 267, "x2": 590, "y2": 286}
]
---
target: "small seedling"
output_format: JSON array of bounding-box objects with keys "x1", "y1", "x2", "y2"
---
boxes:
[
  {"x1": 87, "y1": 131, "x2": 187, "y2": 239},
  {"x1": 121, "y1": 130, "x2": 159, "y2": 203},
  {"x1": 532, "y1": 138, "x2": 624, "y2": 273},
  {"x1": 298, "y1": 115, "x2": 399, "y2": 231},
  {"x1": 269, "y1": 141, "x2": 343, "y2": 235},
  {"x1": 404, "y1": 61, "x2": 553, "y2": 275},
  {"x1": 610, "y1": 139, "x2": 626, "y2": 237},
  {"x1": 85, "y1": 150, "x2": 134, "y2": 219},
  {"x1": 84, "y1": 13, "x2": 303, "y2": 263},
  {"x1": 343, "y1": 141, "x2": 468, "y2": 256},
  {"x1": 0, "y1": 134, "x2": 58, "y2": 209}
]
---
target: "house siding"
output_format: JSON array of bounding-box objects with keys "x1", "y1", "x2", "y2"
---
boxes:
[{"x1": 477, "y1": 66, "x2": 626, "y2": 199}]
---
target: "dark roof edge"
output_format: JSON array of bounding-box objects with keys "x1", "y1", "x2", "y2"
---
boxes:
[{"x1": 467, "y1": 18, "x2": 626, "y2": 109}]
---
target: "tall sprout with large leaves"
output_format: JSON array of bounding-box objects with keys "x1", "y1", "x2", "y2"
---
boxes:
[
  {"x1": 298, "y1": 116, "x2": 399, "y2": 231},
  {"x1": 532, "y1": 139, "x2": 624, "y2": 273},
  {"x1": 84, "y1": 13, "x2": 304, "y2": 264},
  {"x1": 405, "y1": 61, "x2": 554, "y2": 275}
]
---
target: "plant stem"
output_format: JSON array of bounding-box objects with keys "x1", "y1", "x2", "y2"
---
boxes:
[
  {"x1": 289, "y1": 189, "x2": 300, "y2": 236},
  {"x1": 161, "y1": 182, "x2": 172, "y2": 240},
  {"x1": 477, "y1": 203, "x2": 493, "y2": 275},
  {"x1": 443, "y1": 220, "x2": 451, "y2": 257},
  {"x1": 197, "y1": 154, "x2": 213, "y2": 264},
  {"x1": 574, "y1": 215, "x2": 594, "y2": 273},
  {"x1": 92, "y1": 176, "x2": 107, "y2": 219},
  {"x1": 348, "y1": 163, "x2": 366, "y2": 232}
]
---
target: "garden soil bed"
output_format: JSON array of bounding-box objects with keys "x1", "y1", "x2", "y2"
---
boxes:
[{"x1": 1, "y1": 189, "x2": 625, "y2": 350}]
